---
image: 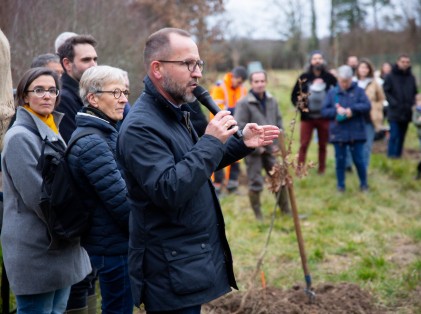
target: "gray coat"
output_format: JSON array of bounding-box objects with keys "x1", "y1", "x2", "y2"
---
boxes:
[
  {"x1": 235, "y1": 91, "x2": 283, "y2": 153},
  {"x1": 1, "y1": 107, "x2": 91, "y2": 295}
]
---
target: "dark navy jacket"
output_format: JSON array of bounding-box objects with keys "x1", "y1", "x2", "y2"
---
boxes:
[
  {"x1": 57, "y1": 73, "x2": 83, "y2": 143},
  {"x1": 322, "y1": 82, "x2": 371, "y2": 143},
  {"x1": 67, "y1": 111, "x2": 129, "y2": 256},
  {"x1": 383, "y1": 64, "x2": 417, "y2": 123},
  {"x1": 117, "y1": 76, "x2": 253, "y2": 311}
]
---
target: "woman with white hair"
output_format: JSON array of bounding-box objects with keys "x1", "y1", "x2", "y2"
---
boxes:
[
  {"x1": 322, "y1": 65, "x2": 371, "y2": 192},
  {"x1": 66, "y1": 65, "x2": 133, "y2": 313}
]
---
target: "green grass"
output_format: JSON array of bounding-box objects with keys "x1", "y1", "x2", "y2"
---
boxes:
[
  {"x1": 1, "y1": 70, "x2": 420, "y2": 313},
  {"x1": 219, "y1": 69, "x2": 421, "y2": 312}
]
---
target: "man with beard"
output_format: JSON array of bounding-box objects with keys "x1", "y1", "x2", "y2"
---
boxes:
[
  {"x1": 117, "y1": 28, "x2": 280, "y2": 313},
  {"x1": 383, "y1": 54, "x2": 418, "y2": 158},
  {"x1": 291, "y1": 50, "x2": 337, "y2": 174},
  {"x1": 57, "y1": 34, "x2": 98, "y2": 142},
  {"x1": 347, "y1": 55, "x2": 359, "y2": 80}
]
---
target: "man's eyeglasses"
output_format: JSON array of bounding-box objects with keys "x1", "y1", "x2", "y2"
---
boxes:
[
  {"x1": 96, "y1": 88, "x2": 130, "y2": 99},
  {"x1": 26, "y1": 88, "x2": 60, "y2": 98},
  {"x1": 158, "y1": 60, "x2": 205, "y2": 73}
]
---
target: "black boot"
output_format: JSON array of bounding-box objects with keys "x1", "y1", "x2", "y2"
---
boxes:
[
  {"x1": 248, "y1": 191, "x2": 263, "y2": 221},
  {"x1": 277, "y1": 186, "x2": 291, "y2": 215}
]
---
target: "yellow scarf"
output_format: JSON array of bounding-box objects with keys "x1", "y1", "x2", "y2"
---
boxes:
[{"x1": 23, "y1": 105, "x2": 59, "y2": 134}]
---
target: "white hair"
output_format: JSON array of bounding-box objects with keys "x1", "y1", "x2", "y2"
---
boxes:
[
  {"x1": 54, "y1": 31, "x2": 78, "y2": 53},
  {"x1": 79, "y1": 65, "x2": 126, "y2": 107},
  {"x1": 337, "y1": 65, "x2": 353, "y2": 79}
]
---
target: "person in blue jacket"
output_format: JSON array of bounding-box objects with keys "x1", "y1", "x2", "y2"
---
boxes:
[
  {"x1": 117, "y1": 28, "x2": 280, "y2": 314},
  {"x1": 67, "y1": 65, "x2": 133, "y2": 313},
  {"x1": 322, "y1": 65, "x2": 371, "y2": 192}
]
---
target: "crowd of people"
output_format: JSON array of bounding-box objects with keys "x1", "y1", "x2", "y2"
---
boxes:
[
  {"x1": 0, "y1": 27, "x2": 280, "y2": 314},
  {"x1": 291, "y1": 51, "x2": 420, "y2": 192},
  {"x1": 0, "y1": 25, "x2": 420, "y2": 314}
]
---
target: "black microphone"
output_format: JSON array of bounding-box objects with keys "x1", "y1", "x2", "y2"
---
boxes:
[{"x1": 193, "y1": 85, "x2": 243, "y2": 139}]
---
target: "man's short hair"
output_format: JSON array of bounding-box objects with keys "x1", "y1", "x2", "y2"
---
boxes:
[
  {"x1": 249, "y1": 70, "x2": 267, "y2": 82},
  {"x1": 57, "y1": 34, "x2": 97, "y2": 66},
  {"x1": 31, "y1": 53, "x2": 60, "y2": 68},
  {"x1": 309, "y1": 50, "x2": 323, "y2": 60},
  {"x1": 397, "y1": 53, "x2": 410, "y2": 60},
  {"x1": 144, "y1": 28, "x2": 191, "y2": 69},
  {"x1": 232, "y1": 66, "x2": 247, "y2": 81},
  {"x1": 337, "y1": 65, "x2": 353, "y2": 79},
  {"x1": 54, "y1": 31, "x2": 78, "y2": 53}
]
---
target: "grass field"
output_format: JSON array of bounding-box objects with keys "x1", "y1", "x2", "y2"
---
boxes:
[
  {"x1": 1, "y1": 70, "x2": 420, "y2": 313},
  {"x1": 218, "y1": 70, "x2": 421, "y2": 313}
]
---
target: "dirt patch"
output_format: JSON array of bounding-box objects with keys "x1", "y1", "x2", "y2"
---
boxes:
[
  {"x1": 387, "y1": 236, "x2": 421, "y2": 267},
  {"x1": 407, "y1": 286, "x2": 421, "y2": 308},
  {"x1": 372, "y1": 140, "x2": 421, "y2": 160},
  {"x1": 320, "y1": 254, "x2": 354, "y2": 275},
  {"x1": 202, "y1": 283, "x2": 385, "y2": 314}
]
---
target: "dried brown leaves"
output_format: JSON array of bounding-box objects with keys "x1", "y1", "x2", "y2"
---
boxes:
[
  {"x1": 265, "y1": 78, "x2": 316, "y2": 193},
  {"x1": 266, "y1": 152, "x2": 293, "y2": 193},
  {"x1": 297, "y1": 78, "x2": 310, "y2": 113}
]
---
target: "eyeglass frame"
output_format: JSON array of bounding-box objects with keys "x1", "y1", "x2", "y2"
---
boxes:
[
  {"x1": 157, "y1": 59, "x2": 205, "y2": 73},
  {"x1": 95, "y1": 88, "x2": 130, "y2": 99},
  {"x1": 26, "y1": 87, "x2": 60, "y2": 98}
]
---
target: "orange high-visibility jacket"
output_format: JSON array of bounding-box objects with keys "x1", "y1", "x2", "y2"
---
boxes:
[{"x1": 210, "y1": 72, "x2": 247, "y2": 113}]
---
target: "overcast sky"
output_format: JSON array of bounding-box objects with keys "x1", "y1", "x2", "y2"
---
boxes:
[
  {"x1": 223, "y1": 0, "x2": 416, "y2": 40},
  {"x1": 224, "y1": 0, "x2": 332, "y2": 40}
]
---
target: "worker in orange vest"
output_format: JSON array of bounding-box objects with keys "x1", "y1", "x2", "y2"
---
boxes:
[{"x1": 210, "y1": 66, "x2": 248, "y2": 195}]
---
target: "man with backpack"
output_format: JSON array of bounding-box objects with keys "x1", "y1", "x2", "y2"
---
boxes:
[{"x1": 291, "y1": 50, "x2": 337, "y2": 174}]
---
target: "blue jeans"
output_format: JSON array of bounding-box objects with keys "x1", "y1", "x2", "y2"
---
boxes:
[
  {"x1": 90, "y1": 255, "x2": 133, "y2": 314},
  {"x1": 147, "y1": 305, "x2": 201, "y2": 314},
  {"x1": 387, "y1": 121, "x2": 409, "y2": 158},
  {"x1": 363, "y1": 122, "x2": 375, "y2": 168},
  {"x1": 334, "y1": 141, "x2": 367, "y2": 190},
  {"x1": 345, "y1": 148, "x2": 352, "y2": 168},
  {"x1": 16, "y1": 287, "x2": 70, "y2": 314}
]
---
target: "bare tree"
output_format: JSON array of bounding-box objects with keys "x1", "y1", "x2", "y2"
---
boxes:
[
  {"x1": 272, "y1": 0, "x2": 306, "y2": 68},
  {"x1": 308, "y1": 0, "x2": 319, "y2": 52},
  {"x1": 393, "y1": 0, "x2": 420, "y2": 53},
  {"x1": 0, "y1": 0, "x2": 226, "y2": 99},
  {"x1": 369, "y1": 0, "x2": 391, "y2": 30}
]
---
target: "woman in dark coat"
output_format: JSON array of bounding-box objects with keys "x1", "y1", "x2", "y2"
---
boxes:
[{"x1": 67, "y1": 65, "x2": 133, "y2": 313}]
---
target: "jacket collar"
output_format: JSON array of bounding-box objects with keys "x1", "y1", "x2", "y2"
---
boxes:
[
  {"x1": 246, "y1": 90, "x2": 272, "y2": 103},
  {"x1": 337, "y1": 81, "x2": 357, "y2": 94},
  {"x1": 143, "y1": 75, "x2": 188, "y2": 122},
  {"x1": 392, "y1": 64, "x2": 412, "y2": 76},
  {"x1": 15, "y1": 106, "x2": 65, "y2": 145},
  {"x1": 75, "y1": 111, "x2": 116, "y2": 135},
  {"x1": 61, "y1": 72, "x2": 79, "y2": 93}
]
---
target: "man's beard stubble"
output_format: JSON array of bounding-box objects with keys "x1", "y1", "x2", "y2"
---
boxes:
[
  {"x1": 71, "y1": 64, "x2": 84, "y2": 82},
  {"x1": 162, "y1": 75, "x2": 197, "y2": 104},
  {"x1": 311, "y1": 64, "x2": 325, "y2": 72}
]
